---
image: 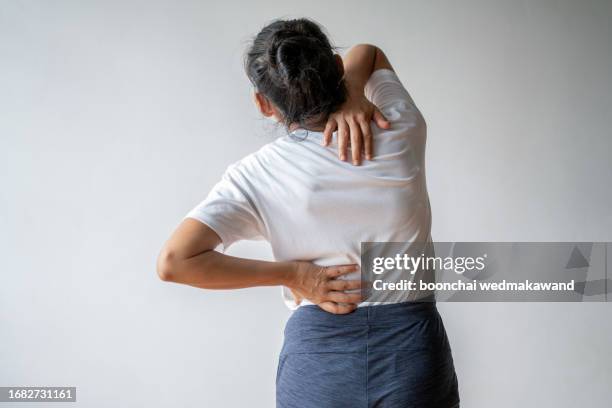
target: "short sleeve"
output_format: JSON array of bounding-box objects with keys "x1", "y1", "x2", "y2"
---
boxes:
[
  {"x1": 364, "y1": 69, "x2": 416, "y2": 113},
  {"x1": 184, "y1": 162, "x2": 267, "y2": 251}
]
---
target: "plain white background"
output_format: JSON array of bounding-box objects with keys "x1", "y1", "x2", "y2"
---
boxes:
[{"x1": 1, "y1": 0, "x2": 611, "y2": 406}]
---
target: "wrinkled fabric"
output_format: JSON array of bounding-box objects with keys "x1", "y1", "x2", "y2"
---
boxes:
[{"x1": 184, "y1": 69, "x2": 433, "y2": 310}]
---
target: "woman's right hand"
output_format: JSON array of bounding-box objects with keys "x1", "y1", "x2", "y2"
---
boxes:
[
  {"x1": 323, "y1": 90, "x2": 390, "y2": 166},
  {"x1": 286, "y1": 262, "x2": 364, "y2": 314}
]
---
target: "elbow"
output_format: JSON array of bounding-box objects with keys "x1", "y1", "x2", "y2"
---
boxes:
[{"x1": 157, "y1": 249, "x2": 177, "y2": 282}]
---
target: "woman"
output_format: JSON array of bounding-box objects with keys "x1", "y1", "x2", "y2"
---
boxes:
[{"x1": 157, "y1": 18, "x2": 459, "y2": 408}]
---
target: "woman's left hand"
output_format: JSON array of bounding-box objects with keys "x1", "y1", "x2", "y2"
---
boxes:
[{"x1": 322, "y1": 90, "x2": 390, "y2": 165}]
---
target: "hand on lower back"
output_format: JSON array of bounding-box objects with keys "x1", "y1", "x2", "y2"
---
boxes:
[{"x1": 287, "y1": 261, "x2": 363, "y2": 314}]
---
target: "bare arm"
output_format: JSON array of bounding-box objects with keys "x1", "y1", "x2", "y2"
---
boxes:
[
  {"x1": 342, "y1": 44, "x2": 395, "y2": 92},
  {"x1": 157, "y1": 219, "x2": 362, "y2": 314}
]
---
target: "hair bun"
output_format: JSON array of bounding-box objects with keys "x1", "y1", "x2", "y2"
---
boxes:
[
  {"x1": 274, "y1": 35, "x2": 321, "y2": 83},
  {"x1": 245, "y1": 18, "x2": 347, "y2": 130}
]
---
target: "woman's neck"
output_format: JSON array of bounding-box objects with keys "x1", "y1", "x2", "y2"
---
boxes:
[{"x1": 289, "y1": 120, "x2": 326, "y2": 133}]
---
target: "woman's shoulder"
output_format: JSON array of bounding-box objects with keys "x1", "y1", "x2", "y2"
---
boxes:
[
  {"x1": 223, "y1": 138, "x2": 286, "y2": 177},
  {"x1": 365, "y1": 68, "x2": 419, "y2": 117}
]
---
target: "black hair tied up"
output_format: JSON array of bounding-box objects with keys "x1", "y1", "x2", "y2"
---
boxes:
[{"x1": 245, "y1": 18, "x2": 347, "y2": 132}]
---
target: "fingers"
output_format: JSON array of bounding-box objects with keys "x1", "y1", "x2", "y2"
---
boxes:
[
  {"x1": 289, "y1": 288, "x2": 303, "y2": 305},
  {"x1": 337, "y1": 120, "x2": 349, "y2": 162},
  {"x1": 295, "y1": 263, "x2": 362, "y2": 314},
  {"x1": 322, "y1": 119, "x2": 336, "y2": 147},
  {"x1": 327, "y1": 278, "x2": 363, "y2": 291},
  {"x1": 318, "y1": 301, "x2": 358, "y2": 315},
  {"x1": 359, "y1": 119, "x2": 373, "y2": 161},
  {"x1": 348, "y1": 119, "x2": 362, "y2": 165},
  {"x1": 326, "y1": 291, "x2": 363, "y2": 304},
  {"x1": 373, "y1": 108, "x2": 391, "y2": 129},
  {"x1": 325, "y1": 264, "x2": 359, "y2": 278}
]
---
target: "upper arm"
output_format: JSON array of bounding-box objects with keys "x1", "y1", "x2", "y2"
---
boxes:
[
  {"x1": 163, "y1": 218, "x2": 221, "y2": 260},
  {"x1": 157, "y1": 218, "x2": 221, "y2": 280},
  {"x1": 372, "y1": 46, "x2": 394, "y2": 73},
  {"x1": 157, "y1": 160, "x2": 266, "y2": 281},
  {"x1": 364, "y1": 66, "x2": 415, "y2": 115},
  {"x1": 184, "y1": 163, "x2": 267, "y2": 250}
]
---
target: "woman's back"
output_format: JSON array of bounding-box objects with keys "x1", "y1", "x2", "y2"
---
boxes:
[
  {"x1": 186, "y1": 69, "x2": 433, "y2": 308},
  {"x1": 163, "y1": 25, "x2": 459, "y2": 406}
]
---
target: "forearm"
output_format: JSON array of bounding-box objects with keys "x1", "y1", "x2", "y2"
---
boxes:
[
  {"x1": 342, "y1": 44, "x2": 378, "y2": 93},
  {"x1": 161, "y1": 249, "x2": 295, "y2": 290},
  {"x1": 157, "y1": 220, "x2": 362, "y2": 313}
]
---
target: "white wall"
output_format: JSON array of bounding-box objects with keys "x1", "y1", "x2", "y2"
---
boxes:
[{"x1": 1, "y1": 0, "x2": 610, "y2": 407}]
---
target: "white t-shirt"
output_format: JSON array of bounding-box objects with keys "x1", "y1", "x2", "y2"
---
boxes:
[{"x1": 185, "y1": 69, "x2": 432, "y2": 309}]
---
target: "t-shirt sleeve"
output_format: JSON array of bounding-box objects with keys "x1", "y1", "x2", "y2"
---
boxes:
[
  {"x1": 184, "y1": 162, "x2": 267, "y2": 251},
  {"x1": 364, "y1": 68, "x2": 416, "y2": 114}
]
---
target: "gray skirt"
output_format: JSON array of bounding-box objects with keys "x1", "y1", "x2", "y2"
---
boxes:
[{"x1": 276, "y1": 300, "x2": 460, "y2": 408}]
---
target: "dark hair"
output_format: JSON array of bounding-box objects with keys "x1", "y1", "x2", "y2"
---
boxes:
[{"x1": 244, "y1": 18, "x2": 347, "y2": 132}]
